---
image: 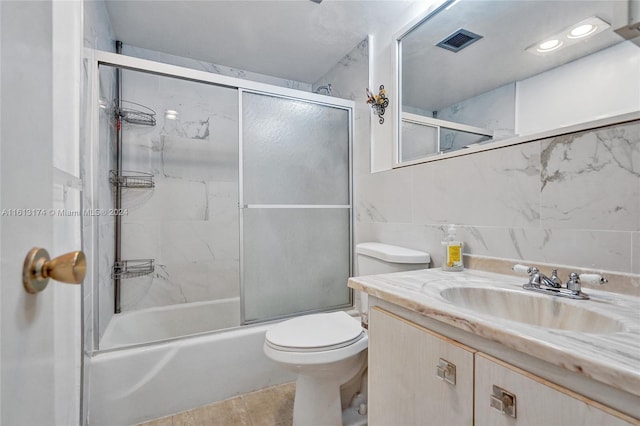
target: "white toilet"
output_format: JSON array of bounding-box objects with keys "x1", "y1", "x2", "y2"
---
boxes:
[{"x1": 263, "y1": 242, "x2": 430, "y2": 426}]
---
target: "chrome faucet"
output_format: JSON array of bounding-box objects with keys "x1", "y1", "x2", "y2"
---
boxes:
[
  {"x1": 513, "y1": 264, "x2": 607, "y2": 300},
  {"x1": 527, "y1": 267, "x2": 562, "y2": 289}
]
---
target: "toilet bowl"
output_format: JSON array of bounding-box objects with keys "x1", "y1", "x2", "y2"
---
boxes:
[{"x1": 264, "y1": 311, "x2": 368, "y2": 426}]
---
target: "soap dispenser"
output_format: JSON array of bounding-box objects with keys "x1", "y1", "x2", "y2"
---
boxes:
[{"x1": 442, "y1": 224, "x2": 464, "y2": 272}]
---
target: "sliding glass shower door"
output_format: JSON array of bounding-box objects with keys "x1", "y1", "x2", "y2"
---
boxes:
[{"x1": 241, "y1": 91, "x2": 352, "y2": 323}]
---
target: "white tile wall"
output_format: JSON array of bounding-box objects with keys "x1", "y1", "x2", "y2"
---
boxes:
[
  {"x1": 357, "y1": 122, "x2": 640, "y2": 275},
  {"x1": 83, "y1": 0, "x2": 114, "y2": 51},
  {"x1": 539, "y1": 124, "x2": 640, "y2": 232},
  {"x1": 410, "y1": 143, "x2": 540, "y2": 228},
  {"x1": 356, "y1": 167, "x2": 412, "y2": 224}
]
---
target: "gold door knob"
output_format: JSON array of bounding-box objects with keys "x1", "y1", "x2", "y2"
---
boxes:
[{"x1": 23, "y1": 247, "x2": 86, "y2": 294}]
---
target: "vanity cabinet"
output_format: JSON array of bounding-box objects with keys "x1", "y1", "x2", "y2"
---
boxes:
[
  {"x1": 474, "y1": 353, "x2": 634, "y2": 426},
  {"x1": 368, "y1": 307, "x2": 637, "y2": 426},
  {"x1": 368, "y1": 307, "x2": 475, "y2": 425}
]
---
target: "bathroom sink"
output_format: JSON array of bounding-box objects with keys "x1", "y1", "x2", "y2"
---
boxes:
[{"x1": 439, "y1": 287, "x2": 625, "y2": 333}]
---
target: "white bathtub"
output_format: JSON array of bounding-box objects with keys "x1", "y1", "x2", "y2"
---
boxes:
[
  {"x1": 88, "y1": 299, "x2": 295, "y2": 425},
  {"x1": 100, "y1": 297, "x2": 242, "y2": 350}
]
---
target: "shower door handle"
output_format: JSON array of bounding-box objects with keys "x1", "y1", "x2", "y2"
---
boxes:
[{"x1": 23, "y1": 247, "x2": 86, "y2": 293}]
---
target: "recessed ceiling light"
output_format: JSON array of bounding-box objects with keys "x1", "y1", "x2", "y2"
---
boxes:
[
  {"x1": 568, "y1": 23, "x2": 597, "y2": 39},
  {"x1": 526, "y1": 16, "x2": 610, "y2": 55},
  {"x1": 537, "y1": 39, "x2": 563, "y2": 52},
  {"x1": 165, "y1": 110, "x2": 178, "y2": 120}
]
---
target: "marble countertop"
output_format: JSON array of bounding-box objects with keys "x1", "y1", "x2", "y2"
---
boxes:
[{"x1": 348, "y1": 268, "x2": 640, "y2": 397}]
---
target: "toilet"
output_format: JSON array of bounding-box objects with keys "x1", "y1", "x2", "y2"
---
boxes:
[{"x1": 263, "y1": 242, "x2": 430, "y2": 426}]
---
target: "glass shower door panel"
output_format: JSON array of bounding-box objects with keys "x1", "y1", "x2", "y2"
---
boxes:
[
  {"x1": 242, "y1": 208, "x2": 350, "y2": 322},
  {"x1": 242, "y1": 92, "x2": 351, "y2": 322},
  {"x1": 243, "y1": 92, "x2": 349, "y2": 205},
  {"x1": 97, "y1": 64, "x2": 241, "y2": 349}
]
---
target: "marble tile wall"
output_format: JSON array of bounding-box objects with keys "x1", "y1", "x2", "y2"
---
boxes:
[
  {"x1": 313, "y1": 38, "x2": 370, "y2": 183},
  {"x1": 356, "y1": 120, "x2": 640, "y2": 282},
  {"x1": 83, "y1": 0, "x2": 114, "y2": 51}
]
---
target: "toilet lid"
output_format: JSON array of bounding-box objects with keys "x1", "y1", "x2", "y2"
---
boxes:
[{"x1": 265, "y1": 311, "x2": 364, "y2": 351}]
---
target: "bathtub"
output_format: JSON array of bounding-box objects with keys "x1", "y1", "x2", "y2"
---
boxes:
[
  {"x1": 88, "y1": 299, "x2": 295, "y2": 425},
  {"x1": 100, "y1": 297, "x2": 242, "y2": 350}
]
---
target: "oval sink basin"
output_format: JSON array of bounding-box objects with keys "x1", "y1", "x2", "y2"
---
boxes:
[{"x1": 440, "y1": 287, "x2": 625, "y2": 333}]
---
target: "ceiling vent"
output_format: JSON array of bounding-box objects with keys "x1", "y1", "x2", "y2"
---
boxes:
[{"x1": 436, "y1": 29, "x2": 483, "y2": 52}]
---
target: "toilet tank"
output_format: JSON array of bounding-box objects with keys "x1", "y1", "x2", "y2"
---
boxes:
[
  {"x1": 356, "y1": 242, "x2": 430, "y2": 275},
  {"x1": 354, "y1": 243, "x2": 430, "y2": 326}
]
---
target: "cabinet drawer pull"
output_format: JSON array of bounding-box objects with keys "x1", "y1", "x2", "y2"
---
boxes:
[
  {"x1": 490, "y1": 385, "x2": 517, "y2": 418},
  {"x1": 436, "y1": 358, "x2": 456, "y2": 385}
]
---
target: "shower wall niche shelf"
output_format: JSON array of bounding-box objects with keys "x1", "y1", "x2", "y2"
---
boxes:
[
  {"x1": 109, "y1": 170, "x2": 155, "y2": 189},
  {"x1": 111, "y1": 259, "x2": 155, "y2": 280}
]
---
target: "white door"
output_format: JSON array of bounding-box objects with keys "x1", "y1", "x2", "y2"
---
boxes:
[{"x1": 1, "y1": 1, "x2": 83, "y2": 425}]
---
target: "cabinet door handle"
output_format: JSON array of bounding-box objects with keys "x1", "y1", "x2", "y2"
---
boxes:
[
  {"x1": 436, "y1": 358, "x2": 456, "y2": 385},
  {"x1": 490, "y1": 385, "x2": 517, "y2": 418}
]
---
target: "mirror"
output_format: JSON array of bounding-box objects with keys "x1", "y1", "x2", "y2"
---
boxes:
[{"x1": 397, "y1": 0, "x2": 640, "y2": 164}]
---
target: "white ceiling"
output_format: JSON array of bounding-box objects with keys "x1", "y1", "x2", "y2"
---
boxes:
[{"x1": 104, "y1": 0, "x2": 416, "y2": 84}]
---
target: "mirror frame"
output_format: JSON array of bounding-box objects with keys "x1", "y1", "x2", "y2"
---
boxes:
[
  {"x1": 392, "y1": 0, "x2": 640, "y2": 168},
  {"x1": 393, "y1": 0, "x2": 449, "y2": 167}
]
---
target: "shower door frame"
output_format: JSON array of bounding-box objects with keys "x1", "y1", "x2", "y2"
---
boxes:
[{"x1": 85, "y1": 49, "x2": 355, "y2": 348}]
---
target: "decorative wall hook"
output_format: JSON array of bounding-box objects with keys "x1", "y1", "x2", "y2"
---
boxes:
[{"x1": 366, "y1": 85, "x2": 389, "y2": 124}]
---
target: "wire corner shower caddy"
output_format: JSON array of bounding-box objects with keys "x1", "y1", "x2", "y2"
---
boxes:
[{"x1": 110, "y1": 77, "x2": 157, "y2": 313}]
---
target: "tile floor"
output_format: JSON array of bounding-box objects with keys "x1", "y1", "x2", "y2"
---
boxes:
[{"x1": 137, "y1": 382, "x2": 295, "y2": 426}]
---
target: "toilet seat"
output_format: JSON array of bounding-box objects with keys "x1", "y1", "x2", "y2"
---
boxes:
[
  {"x1": 265, "y1": 311, "x2": 363, "y2": 352},
  {"x1": 265, "y1": 332, "x2": 365, "y2": 352}
]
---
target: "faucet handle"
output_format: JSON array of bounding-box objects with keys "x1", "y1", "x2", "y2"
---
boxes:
[
  {"x1": 512, "y1": 264, "x2": 532, "y2": 275},
  {"x1": 579, "y1": 273, "x2": 608, "y2": 285},
  {"x1": 566, "y1": 272, "x2": 581, "y2": 294}
]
